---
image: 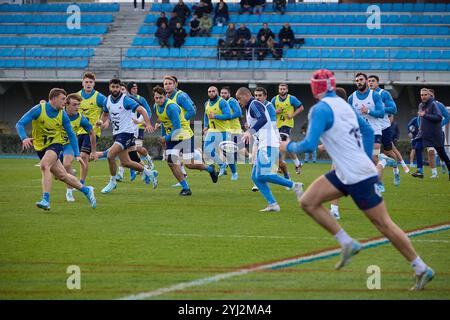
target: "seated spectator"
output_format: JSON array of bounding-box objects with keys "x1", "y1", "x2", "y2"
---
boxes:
[
  {"x1": 217, "y1": 38, "x2": 228, "y2": 59},
  {"x1": 169, "y1": 12, "x2": 183, "y2": 32},
  {"x1": 257, "y1": 23, "x2": 275, "y2": 42},
  {"x1": 173, "y1": 22, "x2": 187, "y2": 48},
  {"x1": 233, "y1": 38, "x2": 246, "y2": 60},
  {"x1": 193, "y1": 0, "x2": 213, "y2": 18},
  {"x1": 267, "y1": 37, "x2": 283, "y2": 60},
  {"x1": 237, "y1": 23, "x2": 251, "y2": 45},
  {"x1": 225, "y1": 23, "x2": 238, "y2": 46},
  {"x1": 273, "y1": 0, "x2": 286, "y2": 15},
  {"x1": 251, "y1": 0, "x2": 266, "y2": 15},
  {"x1": 173, "y1": 0, "x2": 191, "y2": 25},
  {"x1": 239, "y1": 0, "x2": 252, "y2": 15},
  {"x1": 214, "y1": 0, "x2": 229, "y2": 26},
  {"x1": 243, "y1": 36, "x2": 259, "y2": 60},
  {"x1": 278, "y1": 22, "x2": 295, "y2": 48},
  {"x1": 155, "y1": 22, "x2": 171, "y2": 48},
  {"x1": 202, "y1": 0, "x2": 213, "y2": 14},
  {"x1": 256, "y1": 35, "x2": 269, "y2": 60},
  {"x1": 189, "y1": 14, "x2": 201, "y2": 37},
  {"x1": 199, "y1": 13, "x2": 213, "y2": 37},
  {"x1": 156, "y1": 12, "x2": 169, "y2": 28}
]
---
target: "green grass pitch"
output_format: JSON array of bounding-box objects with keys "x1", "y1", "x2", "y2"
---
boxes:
[{"x1": 0, "y1": 158, "x2": 449, "y2": 299}]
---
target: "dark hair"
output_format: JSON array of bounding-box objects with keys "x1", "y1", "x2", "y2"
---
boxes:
[
  {"x1": 163, "y1": 75, "x2": 178, "y2": 84},
  {"x1": 109, "y1": 78, "x2": 121, "y2": 85},
  {"x1": 368, "y1": 75, "x2": 379, "y2": 82},
  {"x1": 66, "y1": 93, "x2": 82, "y2": 104},
  {"x1": 153, "y1": 85, "x2": 166, "y2": 96},
  {"x1": 120, "y1": 82, "x2": 127, "y2": 88},
  {"x1": 49, "y1": 88, "x2": 67, "y2": 100},
  {"x1": 335, "y1": 87, "x2": 347, "y2": 100},
  {"x1": 355, "y1": 72, "x2": 368, "y2": 80},
  {"x1": 221, "y1": 86, "x2": 231, "y2": 93},
  {"x1": 127, "y1": 81, "x2": 138, "y2": 92},
  {"x1": 254, "y1": 87, "x2": 267, "y2": 96},
  {"x1": 279, "y1": 83, "x2": 288, "y2": 88}
]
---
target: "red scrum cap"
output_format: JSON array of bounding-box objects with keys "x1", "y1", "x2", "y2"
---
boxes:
[{"x1": 310, "y1": 69, "x2": 336, "y2": 98}]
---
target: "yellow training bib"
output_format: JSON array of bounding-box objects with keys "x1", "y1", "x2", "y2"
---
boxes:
[
  {"x1": 156, "y1": 99, "x2": 193, "y2": 141},
  {"x1": 61, "y1": 112, "x2": 82, "y2": 145},
  {"x1": 227, "y1": 97, "x2": 242, "y2": 134},
  {"x1": 275, "y1": 94, "x2": 294, "y2": 128},
  {"x1": 205, "y1": 97, "x2": 230, "y2": 132},
  {"x1": 77, "y1": 90, "x2": 102, "y2": 137},
  {"x1": 32, "y1": 102, "x2": 65, "y2": 151}
]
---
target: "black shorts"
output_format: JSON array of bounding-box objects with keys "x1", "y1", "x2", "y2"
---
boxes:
[
  {"x1": 278, "y1": 126, "x2": 292, "y2": 141},
  {"x1": 36, "y1": 143, "x2": 63, "y2": 160},
  {"x1": 113, "y1": 132, "x2": 136, "y2": 150},
  {"x1": 137, "y1": 128, "x2": 145, "y2": 140},
  {"x1": 78, "y1": 134, "x2": 97, "y2": 154},
  {"x1": 166, "y1": 136, "x2": 195, "y2": 162},
  {"x1": 325, "y1": 170, "x2": 383, "y2": 211},
  {"x1": 381, "y1": 127, "x2": 393, "y2": 151}
]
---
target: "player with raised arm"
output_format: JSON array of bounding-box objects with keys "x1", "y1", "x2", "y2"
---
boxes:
[{"x1": 281, "y1": 69, "x2": 434, "y2": 290}]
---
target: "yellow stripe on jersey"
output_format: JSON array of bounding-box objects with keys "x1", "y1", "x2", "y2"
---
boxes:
[
  {"x1": 205, "y1": 97, "x2": 230, "y2": 132},
  {"x1": 156, "y1": 99, "x2": 193, "y2": 141},
  {"x1": 31, "y1": 102, "x2": 65, "y2": 151},
  {"x1": 275, "y1": 94, "x2": 295, "y2": 128},
  {"x1": 61, "y1": 112, "x2": 82, "y2": 146},
  {"x1": 77, "y1": 90, "x2": 102, "y2": 137}
]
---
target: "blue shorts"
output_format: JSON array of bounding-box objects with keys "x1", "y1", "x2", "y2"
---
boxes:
[
  {"x1": 278, "y1": 126, "x2": 292, "y2": 141},
  {"x1": 166, "y1": 136, "x2": 195, "y2": 162},
  {"x1": 381, "y1": 127, "x2": 393, "y2": 151},
  {"x1": 36, "y1": 143, "x2": 63, "y2": 160},
  {"x1": 113, "y1": 132, "x2": 135, "y2": 150},
  {"x1": 63, "y1": 143, "x2": 75, "y2": 157},
  {"x1": 374, "y1": 134, "x2": 382, "y2": 144},
  {"x1": 255, "y1": 146, "x2": 279, "y2": 177},
  {"x1": 325, "y1": 170, "x2": 383, "y2": 211},
  {"x1": 78, "y1": 134, "x2": 97, "y2": 154},
  {"x1": 137, "y1": 128, "x2": 145, "y2": 140}
]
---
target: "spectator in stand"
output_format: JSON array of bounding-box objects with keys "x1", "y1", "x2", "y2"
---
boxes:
[
  {"x1": 267, "y1": 37, "x2": 283, "y2": 59},
  {"x1": 244, "y1": 36, "x2": 258, "y2": 60},
  {"x1": 169, "y1": 12, "x2": 183, "y2": 32},
  {"x1": 225, "y1": 23, "x2": 238, "y2": 46},
  {"x1": 214, "y1": 0, "x2": 229, "y2": 26},
  {"x1": 237, "y1": 23, "x2": 252, "y2": 45},
  {"x1": 273, "y1": 0, "x2": 286, "y2": 15},
  {"x1": 257, "y1": 23, "x2": 275, "y2": 42},
  {"x1": 173, "y1": 22, "x2": 187, "y2": 48},
  {"x1": 199, "y1": 13, "x2": 213, "y2": 37},
  {"x1": 234, "y1": 38, "x2": 246, "y2": 60},
  {"x1": 202, "y1": 0, "x2": 214, "y2": 14},
  {"x1": 173, "y1": 0, "x2": 191, "y2": 25},
  {"x1": 251, "y1": 0, "x2": 266, "y2": 15},
  {"x1": 155, "y1": 22, "x2": 171, "y2": 48},
  {"x1": 239, "y1": 0, "x2": 252, "y2": 15},
  {"x1": 217, "y1": 38, "x2": 229, "y2": 59},
  {"x1": 189, "y1": 14, "x2": 201, "y2": 37},
  {"x1": 193, "y1": 0, "x2": 213, "y2": 18},
  {"x1": 256, "y1": 35, "x2": 268, "y2": 60},
  {"x1": 156, "y1": 12, "x2": 169, "y2": 28},
  {"x1": 134, "y1": 0, "x2": 145, "y2": 12},
  {"x1": 278, "y1": 22, "x2": 295, "y2": 48}
]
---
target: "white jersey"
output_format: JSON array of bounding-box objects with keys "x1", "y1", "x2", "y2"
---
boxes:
[
  {"x1": 247, "y1": 100, "x2": 279, "y2": 150},
  {"x1": 263, "y1": 100, "x2": 279, "y2": 135},
  {"x1": 106, "y1": 94, "x2": 135, "y2": 135},
  {"x1": 378, "y1": 88, "x2": 391, "y2": 130},
  {"x1": 351, "y1": 90, "x2": 383, "y2": 135},
  {"x1": 321, "y1": 96, "x2": 378, "y2": 185}
]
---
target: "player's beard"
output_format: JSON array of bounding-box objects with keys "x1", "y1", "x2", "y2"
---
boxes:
[
  {"x1": 111, "y1": 90, "x2": 121, "y2": 98},
  {"x1": 357, "y1": 83, "x2": 367, "y2": 92}
]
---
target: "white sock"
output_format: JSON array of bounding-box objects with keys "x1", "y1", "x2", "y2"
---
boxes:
[
  {"x1": 110, "y1": 175, "x2": 116, "y2": 183},
  {"x1": 411, "y1": 256, "x2": 427, "y2": 275},
  {"x1": 331, "y1": 204, "x2": 339, "y2": 213},
  {"x1": 146, "y1": 154, "x2": 153, "y2": 162},
  {"x1": 393, "y1": 167, "x2": 400, "y2": 175},
  {"x1": 293, "y1": 158, "x2": 301, "y2": 166},
  {"x1": 378, "y1": 159, "x2": 387, "y2": 168},
  {"x1": 66, "y1": 188, "x2": 73, "y2": 193},
  {"x1": 400, "y1": 160, "x2": 407, "y2": 167},
  {"x1": 118, "y1": 166, "x2": 124, "y2": 175},
  {"x1": 180, "y1": 164, "x2": 187, "y2": 176},
  {"x1": 334, "y1": 229, "x2": 353, "y2": 247},
  {"x1": 431, "y1": 168, "x2": 437, "y2": 175}
]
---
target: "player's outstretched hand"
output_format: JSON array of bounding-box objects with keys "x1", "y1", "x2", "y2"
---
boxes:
[
  {"x1": 241, "y1": 131, "x2": 252, "y2": 144},
  {"x1": 101, "y1": 120, "x2": 110, "y2": 129},
  {"x1": 89, "y1": 152, "x2": 98, "y2": 162},
  {"x1": 318, "y1": 144, "x2": 326, "y2": 152},
  {"x1": 22, "y1": 138, "x2": 34, "y2": 150},
  {"x1": 145, "y1": 124, "x2": 154, "y2": 133}
]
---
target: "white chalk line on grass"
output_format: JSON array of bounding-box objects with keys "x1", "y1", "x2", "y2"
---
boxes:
[{"x1": 118, "y1": 223, "x2": 450, "y2": 300}]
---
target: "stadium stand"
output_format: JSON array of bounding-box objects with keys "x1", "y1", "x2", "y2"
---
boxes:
[
  {"x1": 0, "y1": 2, "x2": 118, "y2": 69},
  {"x1": 123, "y1": 2, "x2": 450, "y2": 72}
]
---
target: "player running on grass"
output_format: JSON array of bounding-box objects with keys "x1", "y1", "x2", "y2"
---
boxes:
[
  {"x1": 281, "y1": 69, "x2": 434, "y2": 290},
  {"x1": 15, "y1": 88, "x2": 96, "y2": 211},
  {"x1": 236, "y1": 87, "x2": 303, "y2": 212}
]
